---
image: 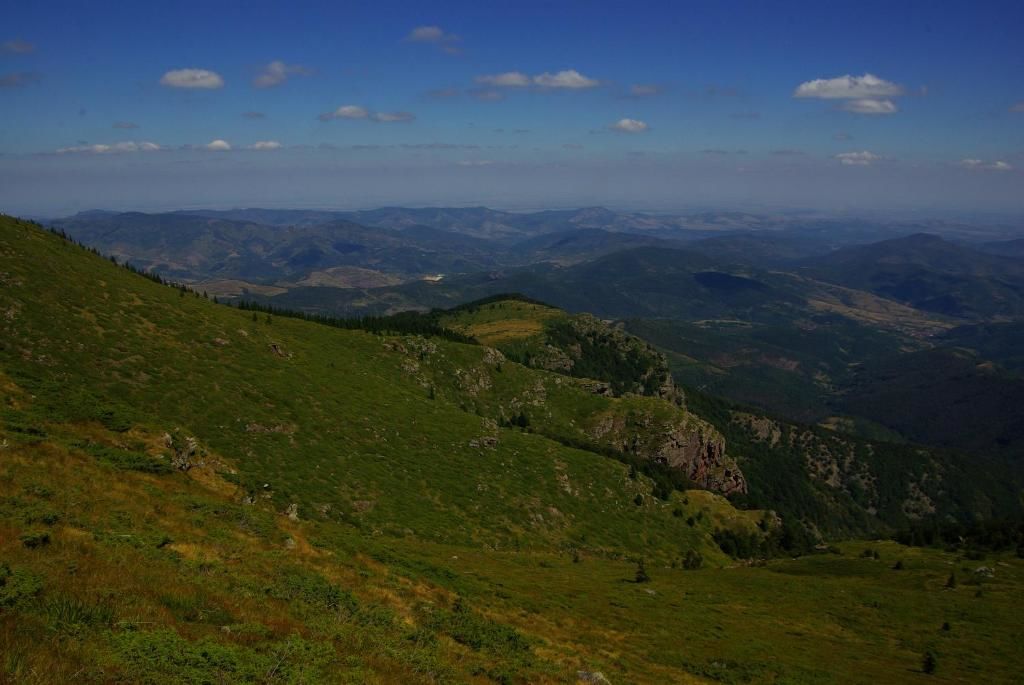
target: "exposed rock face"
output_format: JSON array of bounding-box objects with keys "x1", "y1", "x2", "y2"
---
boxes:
[
  {"x1": 163, "y1": 431, "x2": 205, "y2": 471},
  {"x1": 589, "y1": 410, "x2": 746, "y2": 495},
  {"x1": 653, "y1": 424, "x2": 747, "y2": 495}
]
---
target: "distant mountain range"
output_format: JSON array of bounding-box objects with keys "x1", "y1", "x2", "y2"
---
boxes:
[{"x1": 46, "y1": 206, "x2": 1024, "y2": 459}]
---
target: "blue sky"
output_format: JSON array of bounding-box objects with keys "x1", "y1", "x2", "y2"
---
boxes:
[{"x1": 1, "y1": 0, "x2": 1022, "y2": 215}]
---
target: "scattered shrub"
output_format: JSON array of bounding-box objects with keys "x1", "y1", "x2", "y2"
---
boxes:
[
  {"x1": 20, "y1": 530, "x2": 50, "y2": 549},
  {"x1": 683, "y1": 550, "x2": 704, "y2": 570},
  {"x1": 0, "y1": 563, "x2": 43, "y2": 608}
]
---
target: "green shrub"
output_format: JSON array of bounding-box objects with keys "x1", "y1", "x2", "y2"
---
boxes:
[
  {"x1": 45, "y1": 595, "x2": 115, "y2": 634},
  {"x1": 19, "y1": 530, "x2": 50, "y2": 549},
  {"x1": 266, "y1": 568, "x2": 358, "y2": 616},
  {"x1": 421, "y1": 600, "x2": 531, "y2": 657},
  {"x1": 0, "y1": 563, "x2": 43, "y2": 609},
  {"x1": 115, "y1": 629, "x2": 333, "y2": 683}
]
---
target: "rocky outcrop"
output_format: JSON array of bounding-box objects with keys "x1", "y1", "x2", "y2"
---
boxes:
[
  {"x1": 589, "y1": 409, "x2": 746, "y2": 495},
  {"x1": 652, "y1": 423, "x2": 746, "y2": 495},
  {"x1": 513, "y1": 313, "x2": 684, "y2": 405},
  {"x1": 162, "y1": 430, "x2": 205, "y2": 471}
]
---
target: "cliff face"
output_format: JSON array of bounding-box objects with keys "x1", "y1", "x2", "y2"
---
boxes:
[
  {"x1": 428, "y1": 298, "x2": 744, "y2": 496},
  {"x1": 587, "y1": 406, "x2": 747, "y2": 495}
]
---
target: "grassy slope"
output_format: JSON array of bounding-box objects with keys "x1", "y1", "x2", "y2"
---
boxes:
[{"x1": 2, "y1": 217, "x2": 1024, "y2": 683}]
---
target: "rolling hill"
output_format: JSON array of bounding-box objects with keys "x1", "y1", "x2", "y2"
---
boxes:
[
  {"x1": 4, "y1": 214, "x2": 1024, "y2": 682},
  {"x1": 799, "y1": 233, "x2": 1024, "y2": 319}
]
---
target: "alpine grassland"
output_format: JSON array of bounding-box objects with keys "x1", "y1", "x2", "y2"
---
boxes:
[{"x1": 2, "y1": 215, "x2": 1023, "y2": 683}]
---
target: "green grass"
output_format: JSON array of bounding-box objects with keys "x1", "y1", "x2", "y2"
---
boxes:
[{"x1": 2, "y1": 216, "x2": 1023, "y2": 683}]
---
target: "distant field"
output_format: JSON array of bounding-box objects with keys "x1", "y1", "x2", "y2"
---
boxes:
[{"x1": 441, "y1": 300, "x2": 562, "y2": 345}]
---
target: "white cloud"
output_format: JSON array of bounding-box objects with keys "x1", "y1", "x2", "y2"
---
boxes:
[
  {"x1": 959, "y1": 158, "x2": 1013, "y2": 171},
  {"x1": 835, "y1": 151, "x2": 881, "y2": 166},
  {"x1": 408, "y1": 26, "x2": 445, "y2": 42},
  {"x1": 113, "y1": 121, "x2": 139, "y2": 129},
  {"x1": 56, "y1": 141, "x2": 160, "y2": 154},
  {"x1": 610, "y1": 118, "x2": 649, "y2": 133},
  {"x1": 318, "y1": 105, "x2": 369, "y2": 121},
  {"x1": 794, "y1": 73, "x2": 903, "y2": 100},
  {"x1": 841, "y1": 98, "x2": 898, "y2": 114},
  {"x1": 629, "y1": 84, "x2": 662, "y2": 97},
  {"x1": 248, "y1": 140, "x2": 283, "y2": 150},
  {"x1": 160, "y1": 68, "x2": 224, "y2": 89},
  {"x1": 457, "y1": 160, "x2": 494, "y2": 167},
  {"x1": 253, "y1": 61, "x2": 311, "y2": 88},
  {"x1": 2, "y1": 39, "x2": 34, "y2": 54},
  {"x1": 406, "y1": 25, "x2": 461, "y2": 54},
  {"x1": 205, "y1": 139, "x2": 231, "y2": 151},
  {"x1": 371, "y1": 111, "x2": 415, "y2": 123},
  {"x1": 475, "y1": 71, "x2": 530, "y2": 87},
  {"x1": 475, "y1": 69, "x2": 600, "y2": 89},
  {"x1": 319, "y1": 105, "x2": 415, "y2": 123},
  {"x1": 533, "y1": 69, "x2": 599, "y2": 89}
]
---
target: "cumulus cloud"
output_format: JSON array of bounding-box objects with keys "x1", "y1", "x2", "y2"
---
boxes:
[
  {"x1": 610, "y1": 118, "x2": 648, "y2": 133},
  {"x1": 795, "y1": 73, "x2": 903, "y2": 115},
  {"x1": 406, "y1": 25, "x2": 461, "y2": 54},
  {"x1": 253, "y1": 61, "x2": 311, "y2": 88},
  {"x1": 318, "y1": 105, "x2": 414, "y2": 123},
  {"x1": 0, "y1": 71, "x2": 41, "y2": 88},
  {"x1": 371, "y1": 111, "x2": 415, "y2": 123},
  {"x1": 475, "y1": 69, "x2": 600, "y2": 89},
  {"x1": 533, "y1": 69, "x2": 599, "y2": 89},
  {"x1": 476, "y1": 71, "x2": 530, "y2": 87},
  {"x1": 841, "y1": 98, "x2": 897, "y2": 114},
  {"x1": 242, "y1": 111, "x2": 266, "y2": 119},
  {"x1": 205, "y1": 139, "x2": 231, "y2": 151},
  {"x1": 959, "y1": 158, "x2": 1013, "y2": 171},
  {"x1": 318, "y1": 105, "x2": 369, "y2": 121},
  {"x1": 247, "y1": 140, "x2": 282, "y2": 150},
  {"x1": 834, "y1": 151, "x2": 881, "y2": 166},
  {"x1": 794, "y1": 73, "x2": 903, "y2": 100},
  {"x1": 113, "y1": 121, "x2": 139, "y2": 129},
  {"x1": 2, "y1": 39, "x2": 34, "y2": 54},
  {"x1": 56, "y1": 141, "x2": 161, "y2": 154},
  {"x1": 160, "y1": 68, "x2": 224, "y2": 89}
]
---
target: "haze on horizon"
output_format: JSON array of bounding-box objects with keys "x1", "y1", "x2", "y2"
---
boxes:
[{"x1": 1, "y1": 0, "x2": 1022, "y2": 217}]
